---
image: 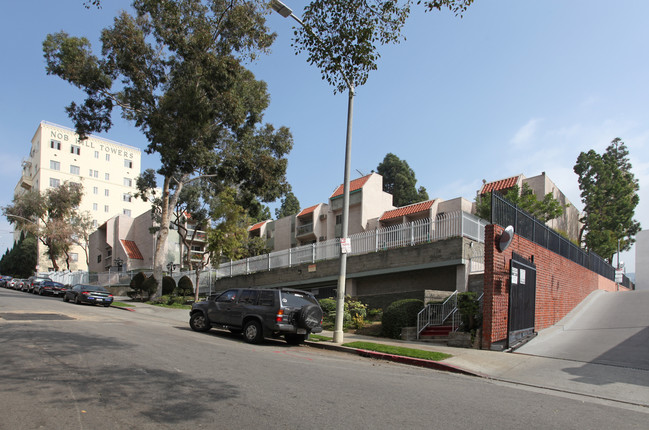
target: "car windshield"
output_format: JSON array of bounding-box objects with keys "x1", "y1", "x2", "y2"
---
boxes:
[{"x1": 281, "y1": 291, "x2": 318, "y2": 307}]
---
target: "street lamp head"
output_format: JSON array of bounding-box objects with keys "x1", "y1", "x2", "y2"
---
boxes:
[{"x1": 271, "y1": 0, "x2": 293, "y2": 18}]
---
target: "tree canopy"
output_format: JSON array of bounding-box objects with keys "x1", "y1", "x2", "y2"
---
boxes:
[
  {"x1": 44, "y1": 0, "x2": 292, "y2": 295},
  {"x1": 376, "y1": 153, "x2": 429, "y2": 207},
  {"x1": 275, "y1": 191, "x2": 300, "y2": 219},
  {"x1": 0, "y1": 232, "x2": 38, "y2": 278},
  {"x1": 3, "y1": 182, "x2": 84, "y2": 271},
  {"x1": 574, "y1": 138, "x2": 641, "y2": 262}
]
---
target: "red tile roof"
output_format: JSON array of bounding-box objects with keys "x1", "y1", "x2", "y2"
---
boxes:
[
  {"x1": 297, "y1": 204, "x2": 319, "y2": 217},
  {"x1": 480, "y1": 175, "x2": 521, "y2": 194},
  {"x1": 248, "y1": 221, "x2": 267, "y2": 231},
  {"x1": 380, "y1": 200, "x2": 435, "y2": 221},
  {"x1": 120, "y1": 240, "x2": 144, "y2": 260},
  {"x1": 330, "y1": 175, "x2": 372, "y2": 199}
]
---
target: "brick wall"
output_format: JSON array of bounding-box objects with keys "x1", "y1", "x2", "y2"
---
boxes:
[{"x1": 483, "y1": 224, "x2": 617, "y2": 349}]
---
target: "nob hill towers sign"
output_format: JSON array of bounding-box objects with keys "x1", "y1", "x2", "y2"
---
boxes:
[{"x1": 47, "y1": 123, "x2": 139, "y2": 160}]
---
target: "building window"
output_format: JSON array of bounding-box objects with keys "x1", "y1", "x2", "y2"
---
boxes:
[
  {"x1": 93, "y1": 203, "x2": 98, "y2": 211},
  {"x1": 94, "y1": 151, "x2": 99, "y2": 159},
  {"x1": 70, "y1": 253, "x2": 78, "y2": 262},
  {"x1": 49, "y1": 178, "x2": 60, "y2": 187},
  {"x1": 50, "y1": 160, "x2": 60, "y2": 171},
  {"x1": 123, "y1": 209, "x2": 132, "y2": 217},
  {"x1": 50, "y1": 140, "x2": 61, "y2": 150},
  {"x1": 93, "y1": 219, "x2": 98, "y2": 228},
  {"x1": 104, "y1": 205, "x2": 109, "y2": 213},
  {"x1": 336, "y1": 215, "x2": 342, "y2": 225},
  {"x1": 89, "y1": 169, "x2": 98, "y2": 178},
  {"x1": 71, "y1": 145, "x2": 81, "y2": 155},
  {"x1": 93, "y1": 186, "x2": 98, "y2": 195},
  {"x1": 124, "y1": 178, "x2": 132, "y2": 187},
  {"x1": 97, "y1": 254, "x2": 102, "y2": 263},
  {"x1": 105, "y1": 153, "x2": 110, "y2": 161},
  {"x1": 105, "y1": 173, "x2": 110, "y2": 181},
  {"x1": 70, "y1": 165, "x2": 80, "y2": 175},
  {"x1": 123, "y1": 193, "x2": 132, "y2": 202},
  {"x1": 105, "y1": 189, "x2": 109, "y2": 197},
  {"x1": 124, "y1": 159, "x2": 133, "y2": 168}
]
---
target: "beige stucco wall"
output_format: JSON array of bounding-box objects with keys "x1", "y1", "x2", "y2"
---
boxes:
[{"x1": 524, "y1": 172, "x2": 581, "y2": 241}]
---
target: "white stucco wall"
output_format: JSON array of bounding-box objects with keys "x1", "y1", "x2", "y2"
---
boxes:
[{"x1": 635, "y1": 230, "x2": 649, "y2": 291}]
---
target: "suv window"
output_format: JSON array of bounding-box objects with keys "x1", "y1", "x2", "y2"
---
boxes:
[
  {"x1": 239, "y1": 289, "x2": 259, "y2": 305},
  {"x1": 281, "y1": 291, "x2": 318, "y2": 307},
  {"x1": 258, "y1": 291, "x2": 275, "y2": 306},
  {"x1": 216, "y1": 290, "x2": 237, "y2": 303}
]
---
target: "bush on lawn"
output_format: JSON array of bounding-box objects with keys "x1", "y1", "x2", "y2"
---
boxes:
[{"x1": 381, "y1": 298, "x2": 424, "y2": 339}]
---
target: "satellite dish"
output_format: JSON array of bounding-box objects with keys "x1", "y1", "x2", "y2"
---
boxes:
[{"x1": 498, "y1": 225, "x2": 514, "y2": 252}]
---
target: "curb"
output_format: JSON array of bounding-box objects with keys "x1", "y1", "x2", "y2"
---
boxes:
[
  {"x1": 111, "y1": 304, "x2": 136, "y2": 312},
  {"x1": 305, "y1": 340, "x2": 484, "y2": 377}
]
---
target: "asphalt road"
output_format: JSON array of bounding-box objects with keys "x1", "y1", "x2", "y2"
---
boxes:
[{"x1": 1, "y1": 288, "x2": 647, "y2": 429}]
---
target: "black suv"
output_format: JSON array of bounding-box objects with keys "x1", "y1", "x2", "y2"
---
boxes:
[{"x1": 189, "y1": 288, "x2": 323, "y2": 345}]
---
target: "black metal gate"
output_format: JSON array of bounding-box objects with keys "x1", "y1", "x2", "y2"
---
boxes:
[{"x1": 508, "y1": 253, "x2": 537, "y2": 347}]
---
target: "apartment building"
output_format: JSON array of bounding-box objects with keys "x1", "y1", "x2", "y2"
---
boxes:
[
  {"x1": 251, "y1": 172, "x2": 476, "y2": 253},
  {"x1": 479, "y1": 172, "x2": 581, "y2": 241},
  {"x1": 14, "y1": 121, "x2": 151, "y2": 271},
  {"x1": 88, "y1": 210, "x2": 209, "y2": 273}
]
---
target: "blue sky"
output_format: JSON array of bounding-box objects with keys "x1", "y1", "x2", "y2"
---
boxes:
[{"x1": 1, "y1": 1, "x2": 647, "y2": 274}]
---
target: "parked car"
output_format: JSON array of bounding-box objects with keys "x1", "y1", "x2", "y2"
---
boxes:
[
  {"x1": 36, "y1": 280, "x2": 66, "y2": 297},
  {"x1": 189, "y1": 288, "x2": 323, "y2": 345},
  {"x1": 63, "y1": 284, "x2": 113, "y2": 307},
  {"x1": 0, "y1": 276, "x2": 12, "y2": 288},
  {"x1": 6, "y1": 278, "x2": 17, "y2": 289},
  {"x1": 27, "y1": 275, "x2": 53, "y2": 294}
]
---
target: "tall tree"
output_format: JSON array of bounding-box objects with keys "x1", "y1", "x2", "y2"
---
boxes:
[
  {"x1": 574, "y1": 138, "x2": 641, "y2": 262},
  {"x1": 44, "y1": 0, "x2": 292, "y2": 296},
  {"x1": 0, "y1": 232, "x2": 38, "y2": 278},
  {"x1": 3, "y1": 182, "x2": 84, "y2": 271},
  {"x1": 377, "y1": 153, "x2": 429, "y2": 207},
  {"x1": 275, "y1": 191, "x2": 300, "y2": 219},
  {"x1": 476, "y1": 183, "x2": 564, "y2": 224}
]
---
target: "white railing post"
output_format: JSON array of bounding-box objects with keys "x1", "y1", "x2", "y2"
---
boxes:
[
  {"x1": 268, "y1": 253, "x2": 271, "y2": 271},
  {"x1": 312, "y1": 243, "x2": 316, "y2": 263}
]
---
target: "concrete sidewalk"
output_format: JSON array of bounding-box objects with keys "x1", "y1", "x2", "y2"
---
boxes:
[{"x1": 113, "y1": 300, "x2": 649, "y2": 410}]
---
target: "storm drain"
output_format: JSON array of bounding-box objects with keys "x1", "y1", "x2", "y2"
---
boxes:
[{"x1": 0, "y1": 313, "x2": 76, "y2": 321}]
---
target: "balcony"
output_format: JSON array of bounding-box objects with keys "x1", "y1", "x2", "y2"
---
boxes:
[
  {"x1": 296, "y1": 222, "x2": 314, "y2": 237},
  {"x1": 18, "y1": 175, "x2": 33, "y2": 190},
  {"x1": 186, "y1": 229, "x2": 207, "y2": 242}
]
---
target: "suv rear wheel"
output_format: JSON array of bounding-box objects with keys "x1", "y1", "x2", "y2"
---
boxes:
[
  {"x1": 190, "y1": 312, "x2": 211, "y2": 332},
  {"x1": 243, "y1": 320, "x2": 263, "y2": 344}
]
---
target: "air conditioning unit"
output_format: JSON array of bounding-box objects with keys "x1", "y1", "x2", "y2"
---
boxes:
[
  {"x1": 319, "y1": 236, "x2": 326, "y2": 242},
  {"x1": 319, "y1": 214, "x2": 327, "y2": 220}
]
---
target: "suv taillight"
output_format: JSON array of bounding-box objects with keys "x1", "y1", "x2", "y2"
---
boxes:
[{"x1": 276, "y1": 309, "x2": 284, "y2": 323}]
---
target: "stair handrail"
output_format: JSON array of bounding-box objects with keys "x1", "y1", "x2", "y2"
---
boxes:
[{"x1": 416, "y1": 291, "x2": 458, "y2": 339}]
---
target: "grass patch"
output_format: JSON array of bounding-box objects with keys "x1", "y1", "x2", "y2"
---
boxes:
[
  {"x1": 342, "y1": 341, "x2": 452, "y2": 361},
  {"x1": 308, "y1": 334, "x2": 333, "y2": 342},
  {"x1": 147, "y1": 302, "x2": 192, "y2": 309},
  {"x1": 112, "y1": 301, "x2": 134, "y2": 307}
]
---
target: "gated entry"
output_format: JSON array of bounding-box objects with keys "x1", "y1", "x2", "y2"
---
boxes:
[{"x1": 508, "y1": 253, "x2": 537, "y2": 347}]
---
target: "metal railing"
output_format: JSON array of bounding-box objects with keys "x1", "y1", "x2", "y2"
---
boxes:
[
  {"x1": 416, "y1": 291, "x2": 458, "y2": 339},
  {"x1": 213, "y1": 211, "x2": 487, "y2": 280},
  {"x1": 491, "y1": 192, "x2": 616, "y2": 281},
  {"x1": 51, "y1": 211, "x2": 488, "y2": 292}
]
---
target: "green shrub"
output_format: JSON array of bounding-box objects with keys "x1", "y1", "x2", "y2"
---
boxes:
[
  {"x1": 381, "y1": 299, "x2": 424, "y2": 339},
  {"x1": 162, "y1": 276, "x2": 176, "y2": 296},
  {"x1": 177, "y1": 275, "x2": 194, "y2": 296},
  {"x1": 367, "y1": 308, "x2": 383, "y2": 321},
  {"x1": 457, "y1": 292, "x2": 482, "y2": 333},
  {"x1": 141, "y1": 275, "x2": 158, "y2": 298}
]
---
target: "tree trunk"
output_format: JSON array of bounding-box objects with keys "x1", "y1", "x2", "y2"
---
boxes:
[{"x1": 152, "y1": 174, "x2": 187, "y2": 298}]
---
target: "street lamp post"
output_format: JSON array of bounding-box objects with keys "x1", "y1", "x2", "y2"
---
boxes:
[{"x1": 271, "y1": 0, "x2": 354, "y2": 344}]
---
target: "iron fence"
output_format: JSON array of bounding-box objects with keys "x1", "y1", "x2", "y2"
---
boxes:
[{"x1": 491, "y1": 192, "x2": 616, "y2": 281}]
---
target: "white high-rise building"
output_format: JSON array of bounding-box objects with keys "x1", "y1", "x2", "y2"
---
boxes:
[{"x1": 13, "y1": 121, "x2": 151, "y2": 272}]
